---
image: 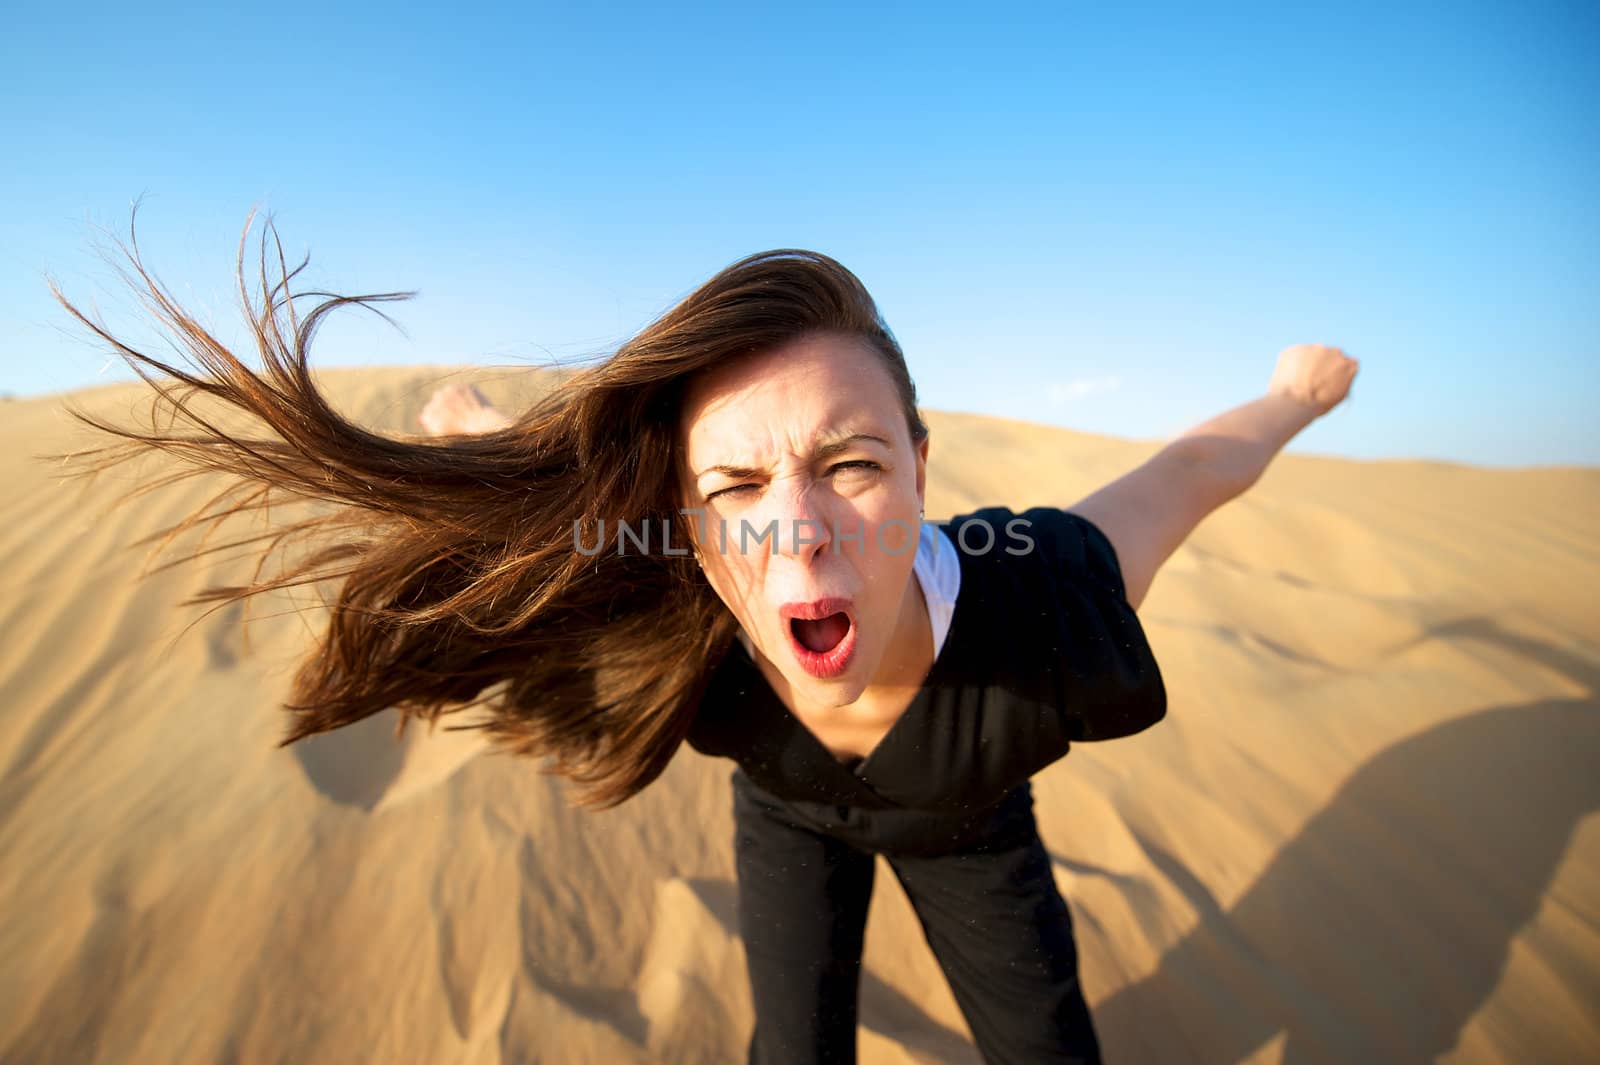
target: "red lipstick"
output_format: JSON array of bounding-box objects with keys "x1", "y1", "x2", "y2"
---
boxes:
[{"x1": 778, "y1": 597, "x2": 857, "y2": 679}]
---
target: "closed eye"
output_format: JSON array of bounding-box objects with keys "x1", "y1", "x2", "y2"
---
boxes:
[
  {"x1": 706, "y1": 483, "x2": 758, "y2": 501},
  {"x1": 705, "y1": 461, "x2": 883, "y2": 501}
]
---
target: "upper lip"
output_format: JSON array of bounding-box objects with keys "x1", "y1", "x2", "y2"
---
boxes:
[{"x1": 779, "y1": 597, "x2": 855, "y2": 622}]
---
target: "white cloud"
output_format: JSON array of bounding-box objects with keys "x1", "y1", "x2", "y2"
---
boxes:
[{"x1": 1046, "y1": 375, "x2": 1123, "y2": 406}]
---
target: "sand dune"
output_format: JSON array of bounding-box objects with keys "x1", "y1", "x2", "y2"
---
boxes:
[{"x1": 1, "y1": 365, "x2": 1596, "y2": 1063}]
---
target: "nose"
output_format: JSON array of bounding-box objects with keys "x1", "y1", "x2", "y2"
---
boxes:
[{"x1": 762, "y1": 477, "x2": 833, "y2": 563}]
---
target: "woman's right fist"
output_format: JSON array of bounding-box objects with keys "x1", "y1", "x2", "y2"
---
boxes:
[
  {"x1": 418, "y1": 383, "x2": 514, "y2": 436},
  {"x1": 1267, "y1": 344, "x2": 1360, "y2": 416}
]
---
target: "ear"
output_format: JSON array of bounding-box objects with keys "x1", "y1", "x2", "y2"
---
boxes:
[{"x1": 914, "y1": 432, "x2": 929, "y2": 511}]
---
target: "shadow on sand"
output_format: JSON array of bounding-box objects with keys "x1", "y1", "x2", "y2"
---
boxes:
[{"x1": 1084, "y1": 616, "x2": 1600, "y2": 1063}]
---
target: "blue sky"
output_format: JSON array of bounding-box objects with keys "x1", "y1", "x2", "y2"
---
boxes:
[{"x1": 3, "y1": 1, "x2": 1595, "y2": 468}]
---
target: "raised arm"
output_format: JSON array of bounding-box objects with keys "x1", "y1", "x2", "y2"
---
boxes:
[{"x1": 1066, "y1": 344, "x2": 1359, "y2": 611}]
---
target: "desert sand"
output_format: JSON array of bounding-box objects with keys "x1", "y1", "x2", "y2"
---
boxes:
[{"x1": 2, "y1": 364, "x2": 1597, "y2": 1064}]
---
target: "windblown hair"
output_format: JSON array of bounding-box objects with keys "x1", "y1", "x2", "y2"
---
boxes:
[{"x1": 50, "y1": 211, "x2": 928, "y2": 808}]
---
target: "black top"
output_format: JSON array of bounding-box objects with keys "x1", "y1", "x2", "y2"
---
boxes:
[{"x1": 685, "y1": 506, "x2": 1168, "y2": 813}]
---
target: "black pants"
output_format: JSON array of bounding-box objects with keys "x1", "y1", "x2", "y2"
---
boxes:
[{"x1": 731, "y1": 768, "x2": 1103, "y2": 1064}]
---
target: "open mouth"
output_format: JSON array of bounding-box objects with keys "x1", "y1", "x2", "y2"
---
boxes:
[
  {"x1": 780, "y1": 598, "x2": 857, "y2": 679},
  {"x1": 792, "y1": 613, "x2": 851, "y2": 653}
]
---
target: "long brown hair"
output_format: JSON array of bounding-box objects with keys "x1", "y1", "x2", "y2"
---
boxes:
[{"x1": 48, "y1": 210, "x2": 929, "y2": 808}]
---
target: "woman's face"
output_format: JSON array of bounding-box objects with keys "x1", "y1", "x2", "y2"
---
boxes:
[{"x1": 677, "y1": 331, "x2": 928, "y2": 709}]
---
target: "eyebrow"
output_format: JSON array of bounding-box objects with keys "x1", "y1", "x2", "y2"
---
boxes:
[{"x1": 695, "y1": 432, "x2": 893, "y2": 480}]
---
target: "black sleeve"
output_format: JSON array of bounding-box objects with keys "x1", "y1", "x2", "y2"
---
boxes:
[
  {"x1": 961, "y1": 505, "x2": 1167, "y2": 744},
  {"x1": 1015, "y1": 504, "x2": 1129, "y2": 600}
]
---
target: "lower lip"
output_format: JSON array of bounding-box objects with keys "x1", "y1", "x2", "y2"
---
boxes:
[{"x1": 786, "y1": 616, "x2": 857, "y2": 679}]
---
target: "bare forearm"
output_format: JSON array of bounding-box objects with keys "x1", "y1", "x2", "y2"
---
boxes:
[
  {"x1": 1061, "y1": 346, "x2": 1355, "y2": 609},
  {"x1": 466, "y1": 407, "x2": 516, "y2": 433},
  {"x1": 1164, "y1": 392, "x2": 1320, "y2": 492}
]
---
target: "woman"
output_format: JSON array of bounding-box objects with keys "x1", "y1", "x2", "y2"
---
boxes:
[{"x1": 55, "y1": 219, "x2": 1357, "y2": 1064}]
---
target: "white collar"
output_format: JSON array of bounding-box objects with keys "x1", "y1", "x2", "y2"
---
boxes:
[{"x1": 734, "y1": 519, "x2": 961, "y2": 659}]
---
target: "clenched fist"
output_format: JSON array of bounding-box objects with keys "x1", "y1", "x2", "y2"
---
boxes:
[
  {"x1": 1268, "y1": 344, "x2": 1360, "y2": 416},
  {"x1": 418, "y1": 382, "x2": 515, "y2": 436}
]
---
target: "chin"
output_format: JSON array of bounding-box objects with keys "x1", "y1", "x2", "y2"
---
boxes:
[
  {"x1": 811, "y1": 675, "x2": 870, "y2": 707},
  {"x1": 778, "y1": 655, "x2": 873, "y2": 706}
]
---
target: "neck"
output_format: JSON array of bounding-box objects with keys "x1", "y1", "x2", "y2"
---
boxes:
[{"x1": 869, "y1": 566, "x2": 934, "y2": 694}]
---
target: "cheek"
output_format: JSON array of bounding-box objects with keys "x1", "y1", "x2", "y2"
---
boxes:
[
  {"x1": 836, "y1": 495, "x2": 921, "y2": 561},
  {"x1": 700, "y1": 552, "x2": 762, "y2": 617},
  {"x1": 858, "y1": 533, "x2": 918, "y2": 595}
]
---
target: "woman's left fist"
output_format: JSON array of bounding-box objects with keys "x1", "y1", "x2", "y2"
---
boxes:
[{"x1": 1268, "y1": 344, "x2": 1360, "y2": 416}]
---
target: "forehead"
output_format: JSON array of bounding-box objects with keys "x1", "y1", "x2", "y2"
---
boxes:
[{"x1": 679, "y1": 333, "x2": 905, "y2": 460}]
